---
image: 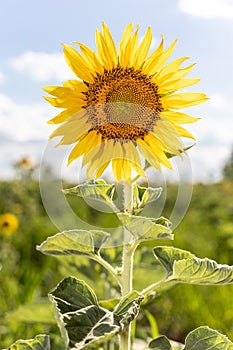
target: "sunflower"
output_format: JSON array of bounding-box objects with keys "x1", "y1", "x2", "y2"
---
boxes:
[
  {"x1": 0, "y1": 213, "x2": 19, "y2": 236},
  {"x1": 44, "y1": 23, "x2": 207, "y2": 181}
]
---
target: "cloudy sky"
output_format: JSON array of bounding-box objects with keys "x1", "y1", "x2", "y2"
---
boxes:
[{"x1": 0, "y1": 0, "x2": 233, "y2": 182}]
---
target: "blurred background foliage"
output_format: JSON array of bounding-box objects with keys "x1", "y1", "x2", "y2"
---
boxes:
[{"x1": 0, "y1": 151, "x2": 232, "y2": 349}]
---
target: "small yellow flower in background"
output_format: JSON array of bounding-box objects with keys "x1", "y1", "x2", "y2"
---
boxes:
[
  {"x1": 44, "y1": 23, "x2": 207, "y2": 182},
  {"x1": 0, "y1": 213, "x2": 19, "y2": 236},
  {"x1": 16, "y1": 156, "x2": 34, "y2": 170}
]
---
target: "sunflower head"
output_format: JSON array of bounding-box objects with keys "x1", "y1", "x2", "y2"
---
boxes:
[
  {"x1": 44, "y1": 23, "x2": 207, "y2": 182},
  {"x1": 0, "y1": 213, "x2": 19, "y2": 236}
]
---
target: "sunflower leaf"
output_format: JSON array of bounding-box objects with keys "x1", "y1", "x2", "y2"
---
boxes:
[
  {"x1": 49, "y1": 276, "x2": 143, "y2": 349},
  {"x1": 118, "y1": 213, "x2": 173, "y2": 242},
  {"x1": 133, "y1": 184, "x2": 162, "y2": 213},
  {"x1": 148, "y1": 335, "x2": 173, "y2": 349},
  {"x1": 154, "y1": 246, "x2": 233, "y2": 285},
  {"x1": 37, "y1": 229, "x2": 110, "y2": 257},
  {"x1": 154, "y1": 246, "x2": 194, "y2": 274},
  {"x1": 114, "y1": 291, "x2": 143, "y2": 328},
  {"x1": 7, "y1": 334, "x2": 50, "y2": 350},
  {"x1": 184, "y1": 326, "x2": 233, "y2": 350},
  {"x1": 63, "y1": 180, "x2": 115, "y2": 204}
]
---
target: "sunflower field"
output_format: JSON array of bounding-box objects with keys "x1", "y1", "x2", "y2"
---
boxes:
[{"x1": 0, "y1": 158, "x2": 233, "y2": 349}]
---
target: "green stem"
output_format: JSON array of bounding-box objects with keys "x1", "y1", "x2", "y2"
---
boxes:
[
  {"x1": 141, "y1": 278, "x2": 171, "y2": 297},
  {"x1": 120, "y1": 181, "x2": 135, "y2": 350},
  {"x1": 94, "y1": 255, "x2": 122, "y2": 287}
]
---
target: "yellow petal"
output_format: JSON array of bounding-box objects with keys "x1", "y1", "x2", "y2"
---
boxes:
[
  {"x1": 120, "y1": 37, "x2": 132, "y2": 67},
  {"x1": 155, "y1": 56, "x2": 190, "y2": 82},
  {"x1": 138, "y1": 136, "x2": 172, "y2": 169},
  {"x1": 87, "y1": 139, "x2": 116, "y2": 178},
  {"x1": 119, "y1": 23, "x2": 133, "y2": 52},
  {"x1": 62, "y1": 43, "x2": 94, "y2": 83},
  {"x1": 74, "y1": 42, "x2": 105, "y2": 75},
  {"x1": 43, "y1": 96, "x2": 85, "y2": 109},
  {"x1": 132, "y1": 27, "x2": 152, "y2": 69},
  {"x1": 82, "y1": 134, "x2": 103, "y2": 166},
  {"x1": 138, "y1": 142, "x2": 161, "y2": 171},
  {"x1": 159, "y1": 78, "x2": 200, "y2": 93},
  {"x1": 171, "y1": 63, "x2": 196, "y2": 80},
  {"x1": 47, "y1": 108, "x2": 81, "y2": 124},
  {"x1": 62, "y1": 80, "x2": 89, "y2": 91},
  {"x1": 112, "y1": 158, "x2": 132, "y2": 182},
  {"x1": 123, "y1": 142, "x2": 145, "y2": 177},
  {"x1": 112, "y1": 159, "x2": 123, "y2": 182},
  {"x1": 95, "y1": 29, "x2": 115, "y2": 70},
  {"x1": 153, "y1": 119, "x2": 183, "y2": 154},
  {"x1": 144, "y1": 39, "x2": 177, "y2": 76},
  {"x1": 161, "y1": 92, "x2": 208, "y2": 109},
  {"x1": 173, "y1": 124, "x2": 196, "y2": 140},
  {"x1": 142, "y1": 35, "x2": 164, "y2": 74},
  {"x1": 95, "y1": 161, "x2": 110, "y2": 178},
  {"x1": 160, "y1": 110, "x2": 200, "y2": 124},
  {"x1": 122, "y1": 159, "x2": 132, "y2": 181},
  {"x1": 67, "y1": 131, "x2": 100, "y2": 165},
  {"x1": 102, "y1": 22, "x2": 118, "y2": 67},
  {"x1": 128, "y1": 26, "x2": 140, "y2": 64},
  {"x1": 49, "y1": 114, "x2": 89, "y2": 143},
  {"x1": 119, "y1": 23, "x2": 134, "y2": 67},
  {"x1": 43, "y1": 86, "x2": 85, "y2": 100}
]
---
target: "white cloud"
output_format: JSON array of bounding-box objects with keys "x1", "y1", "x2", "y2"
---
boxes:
[
  {"x1": 9, "y1": 51, "x2": 75, "y2": 81},
  {"x1": 178, "y1": 0, "x2": 233, "y2": 19},
  {"x1": 0, "y1": 93, "x2": 52, "y2": 141},
  {"x1": 0, "y1": 71, "x2": 6, "y2": 84}
]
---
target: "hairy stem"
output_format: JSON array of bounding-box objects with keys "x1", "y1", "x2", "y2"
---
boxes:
[
  {"x1": 94, "y1": 255, "x2": 122, "y2": 287},
  {"x1": 141, "y1": 278, "x2": 171, "y2": 297},
  {"x1": 120, "y1": 181, "x2": 134, "y2": 350}
]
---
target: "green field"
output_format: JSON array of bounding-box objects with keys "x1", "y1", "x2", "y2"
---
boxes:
[{"x1": 0, "y1": 163, "x2": 232, "y2": 348}]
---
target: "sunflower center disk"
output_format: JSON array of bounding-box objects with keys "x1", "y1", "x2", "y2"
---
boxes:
[{"x1": 85, "y1": 67, "x2": 162, "y2": 141}]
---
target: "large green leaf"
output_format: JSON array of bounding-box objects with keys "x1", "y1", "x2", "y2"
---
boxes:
[
  {"x1": 154, "y1": 246, "x2": 233, "y2": 285},
  {"x1": 63, "y1": 180, "x2": 115, "y2": 204},
  {"x1": 118, "y1": 214, "x2": 173, "y2": 242},
  {"x1": 50, "y1": 276, "x2": 142, "y2": 349},
  {"x1": 148, "y1": 327, "x2": 233, "y2": 350},
  {"x1": 153, "y1": 246, "x2": 194, "y2": 274},
  {"x1": 8, "y1": 335, "x2": 50, "y2": 350},
  {"x1": 184, "y1": 326, "x2": 233, "y2": 350},
  {"x1": 133, "y1": 185, "x2": 162, "y2": 213},
  {"x1": 37, "y1": 229, "x2": 110, "y2": 257}
]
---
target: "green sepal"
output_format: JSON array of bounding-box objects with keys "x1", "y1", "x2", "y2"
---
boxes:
[
  {"x1": 154, "y1": 246, "x2": 233, "y2": 285},
  {"x1": 37, "y1": 229, "x2": 110, "y2": 257},
  {"x1": 165, "y1": 145, "x2": 194, "y2": 159},
  {"x1": 63, "y1": 180, "x2": 115, "y2": 204},
  {"x1": 118, "y1": 213, "x2": 173, "y2": 242},
  {"x1": 49, "y1": 276, "x2": 143, "y2": 349},
  {"x1": 7, "y1": 335, "x2": 50, "y2": 350},
  {"x1": 133, "y1": 184, "x2": 162, "y2": 213}
]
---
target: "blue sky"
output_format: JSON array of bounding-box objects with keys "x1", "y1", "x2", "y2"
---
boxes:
[{"x1": 0, "y1": 0, "x2": 233, "y2": 182}]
